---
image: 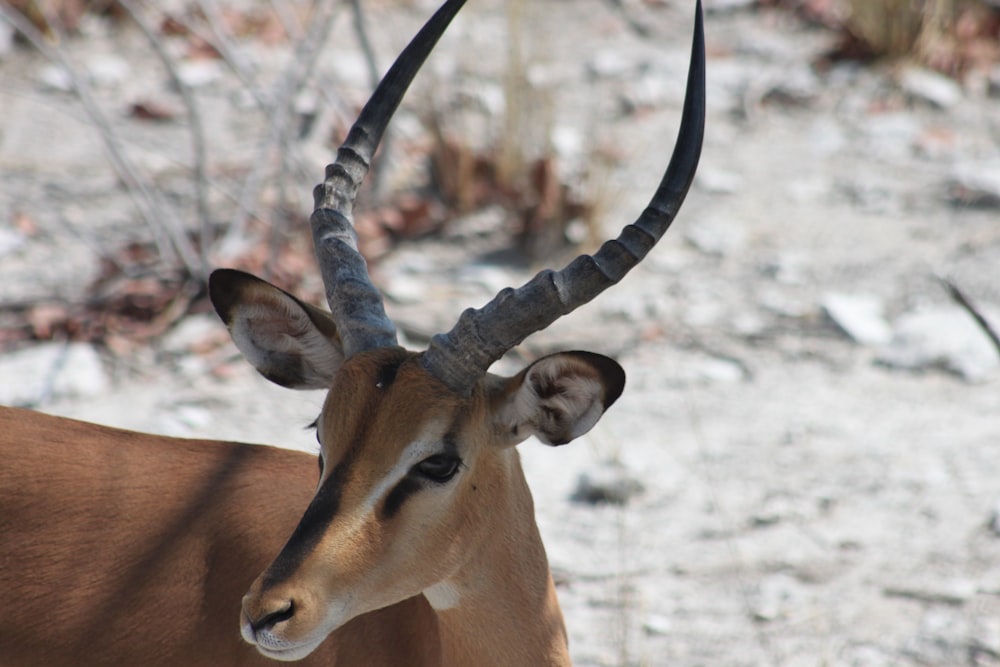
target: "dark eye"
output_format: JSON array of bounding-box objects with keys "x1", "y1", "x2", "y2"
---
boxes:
[
  {"x1": 317, "y1": 453, "x2": 324, "y2": 478},
  {"x1": 414, "y1": 454, "x2": 461, "y2": 483}
]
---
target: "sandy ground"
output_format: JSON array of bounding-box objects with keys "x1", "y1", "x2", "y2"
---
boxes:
[{"x1": 2, "y1": 0, "x2": 999, "y2": 665}]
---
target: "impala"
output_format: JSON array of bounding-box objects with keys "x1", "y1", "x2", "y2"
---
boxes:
[{"x1": 0, "y1": 0, "x2": 704, "y2": 665}]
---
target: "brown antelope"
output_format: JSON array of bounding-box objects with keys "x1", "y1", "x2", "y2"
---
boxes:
[{"x1": 0, "y1": 0, "x2": 704, "y2": 665}]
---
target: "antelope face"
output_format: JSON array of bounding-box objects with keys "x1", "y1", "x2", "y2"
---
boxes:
[
  {"x1": 212, "y1": 275, "x2": 625, "y2": 660},
  {"x1": 240, "y1": 349, "x2": 471, "y2": 661}
]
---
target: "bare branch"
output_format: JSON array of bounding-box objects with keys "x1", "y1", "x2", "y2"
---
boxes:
[
  {"x1": 219, "y1": 0, "x2": 344, "y2": 253},
  {"x1": 119, "y1": 0, "x2": 212, "y2": 269},
  {"x1": 0, "y1": 2, "x2": 206, "y2": 278},
  {"x1": 940, "y1": 276, "x2": 1000, "y2": 360}
]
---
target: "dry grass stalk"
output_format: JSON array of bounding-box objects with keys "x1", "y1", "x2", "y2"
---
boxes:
[{"x1": 846, "y1": 0, "x2": 960, "y2": 65}]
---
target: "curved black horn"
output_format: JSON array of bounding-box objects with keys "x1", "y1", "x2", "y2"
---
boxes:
[
  {"x1": 312, "y1": 0, "x2": 467, "y2": 358},
  {"x1": 422, "y1": 0, "x2": 706, "y2": 395}
]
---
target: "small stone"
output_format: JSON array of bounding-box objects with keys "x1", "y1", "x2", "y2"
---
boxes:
[
  {"x1": 570, "y1": 465, "x2": 645, "y2": 506},
  {"x1": 38, "y1": 64, "x2": 73, "y2": 92},
  {"x1": 949, "y1": 162, "x2": 1000, "y2": 209},
  {"x1": 695, "y1": 166, "x2": 744, "y2": 195},
  {"x1": 586, "y1": 50, "x2": 635, "y2": 80},
  {"x1": 988, "y1": 64, "x2": 1000, "y2": 98},
  {"x1": 822, "y1": 292, "x2": 892, "y2": 346},
  {"x1": 973, "y1": 615, "x2": 1000, "y2": 656},
  {"x1": 750, "y1": 573, "x2": 806, "y2": 622},
  {"x1": 0, "y1": 343, "x2": 109, "y2": 406},
  {"x1": 695, "y1": 356, "x2": 745, "y2": 384},
  {"x1": 619, "y1": 74, "x2": 670, "y2": 114},
  {"x1": 988, "y1": 503, "x2": 1000, "y2": 537},
  {"x1": 762, "y1": 69, "x2": 822, "y2": 108},
  {"x1": 160, "y1": 314, "x2": 222, "y2": 355},
  {"x1": 176, "y1": 60, "x2": 222, "y2": 88},
  {"x1": 643, "y1": 614, "x2": 672, "y2": 636},
  {"x1": 878, "y1": 305, "x2": 1000, "y2": 382},
  {"x1": 884, "y1": 579, "x2": 977, "y2": 605},
  {"x1": 86, "y1": 53, "x2": 129, "y2": 88},
  {"x1": 0, "y1": 227, "x2": 26, "y2": 259},
  {"x1": 383, "y1": 273, "x2": 427, "y2": 305},
  {"x1": 899, "y1": 66, "x2": 963, "y2": 109},
  {"x1": 685, "y1": 218, "x2": 747, "y2": 257}
]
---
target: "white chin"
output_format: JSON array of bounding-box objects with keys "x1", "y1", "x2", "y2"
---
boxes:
[{"x1": 254, "y1": 640, "x2": 322, "y2": 662}]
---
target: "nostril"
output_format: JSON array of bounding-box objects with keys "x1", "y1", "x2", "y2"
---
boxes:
[{"x1": 250, "y1": 599, "x2": 296, "y2": 634}]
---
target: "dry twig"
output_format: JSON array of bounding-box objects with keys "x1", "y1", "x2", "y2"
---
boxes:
[
  {"x1": 0, "y1": 2, "x2": 206, "y2": 278},
  {"x1": 941, "y1": 276, "x2": 1000, "y2": 359}
]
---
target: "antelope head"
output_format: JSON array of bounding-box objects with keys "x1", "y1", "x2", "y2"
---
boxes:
[{"x1": 209, "y1": 0, "x2": 704, "y2": 661}]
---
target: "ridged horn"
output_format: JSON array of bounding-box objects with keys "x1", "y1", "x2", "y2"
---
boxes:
[
  {"x1": 421, "y1": 0, "x2": 706, "y2": 395},
  {"x1": 311, "y1": 0, "x2": 467, "y2": 358}
]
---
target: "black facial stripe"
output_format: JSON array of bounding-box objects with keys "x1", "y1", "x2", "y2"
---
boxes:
[
  {"x1": 379, "y1": 476, "x2": 422, "y2": 520},
  {"x1": 380, "y1": 433, "x2": 461, "y2": 520},
  {"x1": 261, "y1": 447, "x2": 356, "y2": 589},
  {"x1": 262, "y1": 361, "x2": 407, "y2": 588}
]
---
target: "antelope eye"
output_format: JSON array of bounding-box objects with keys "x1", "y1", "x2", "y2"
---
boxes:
[{"x1": 414, "y1": 454, "x2": 462, "y2": 483}]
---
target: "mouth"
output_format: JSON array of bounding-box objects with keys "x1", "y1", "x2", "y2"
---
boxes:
[
  {"x1": 241, "y1": 607, "x2": 347, "y2": 662},
  {"x1": 242, "y1": 627, "x2": 322, "y2": 663}
]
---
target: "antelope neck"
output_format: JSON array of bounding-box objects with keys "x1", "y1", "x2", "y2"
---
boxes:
[{"x1": 427, "y1": 453, "x2": 570, "y2": 667}]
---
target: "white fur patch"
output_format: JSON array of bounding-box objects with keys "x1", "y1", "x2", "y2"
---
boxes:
[{"x1": 424, "y1": 580, "x2": 461, "y2": 610}]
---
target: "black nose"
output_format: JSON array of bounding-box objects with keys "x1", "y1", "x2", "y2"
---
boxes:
[{"x1": 249, "y1": 599, "x2": 295, "y2": 634}]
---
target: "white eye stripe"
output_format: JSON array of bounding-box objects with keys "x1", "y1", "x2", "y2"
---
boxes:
[{"x1": 359, "y1": 437, "x2": 441, "y2": 515}]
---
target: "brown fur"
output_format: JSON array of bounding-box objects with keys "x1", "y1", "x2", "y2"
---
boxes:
[{"x1": 0, "y1": 406, "x2": 440, "y2": 666}]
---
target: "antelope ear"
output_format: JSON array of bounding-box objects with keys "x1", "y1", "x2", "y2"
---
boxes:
[
  {"x1": 493, "y1": 351, "x2": 626, "y2": 447},
  {"x1": 209, "y1": 269, "x2": 344, "y2": 390}
]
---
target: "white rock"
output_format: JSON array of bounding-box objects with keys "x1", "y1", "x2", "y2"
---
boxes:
[
  {"x1": 86, "y1": 53, "x2": 130, "y2": 88},
  {"x1": 0, "y1": 343, "x2": 109, "y2": 406},
  {"x1": 37, "y1": 64, "x2": 73, "y2": 92},
  {"x1": 949, "y1": 162, "x2": 1000, "y2": 208},
  {"x1": 643, "y1": 614, "x2": 672, "y2": 637},
  {"x1": 685, "y1": 218, "x2": 747, "y2": 257},
  {"x1": 176, "y1": 60, "x2": 223, "y2": 88},
  {"x1": 878, "y1": 305, "x2": 1000, "y2": 382},
  {"x1": 586, "y1": 50, "x2": 635, "y2": 80},
  {"x1": 750, "y1": 573, "x2": 806, "y2": 622},
  {"x1": 160, "y1": 314, "x2": 219, "y2": 354},
  {"x1": 383, "y1": 273, "x2": 427, "y2": 305},
  {"x1": 822, "y1": 292, "x2": 892, "y2": 346},
  {"x1": 696, "y1": 356, "x2": 745, "y2": 384},
  {"x1": 0, "y1": 227, "x2": 26, "y2": 259},
  {"x1": 695, "y1": 166, "x2": 744, "y2": 195},
  {"x1": 884, "y1": 579, "x2": 978, "y2": 605},
  {"x1": 899, "y1": 66, "x2": 963, "y2": 109}
]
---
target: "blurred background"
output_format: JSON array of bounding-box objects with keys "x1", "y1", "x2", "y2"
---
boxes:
[{"x1": 1, "y1": 0, "x2": 999, "y2": 665}]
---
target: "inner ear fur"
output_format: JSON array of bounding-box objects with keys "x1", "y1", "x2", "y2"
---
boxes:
[
  {"x1": 493, "y1": 351, "x2": 626, "y2": 447},
  {"x1": 209, "y1": 268, "x2": 344, "y2": 390}
]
